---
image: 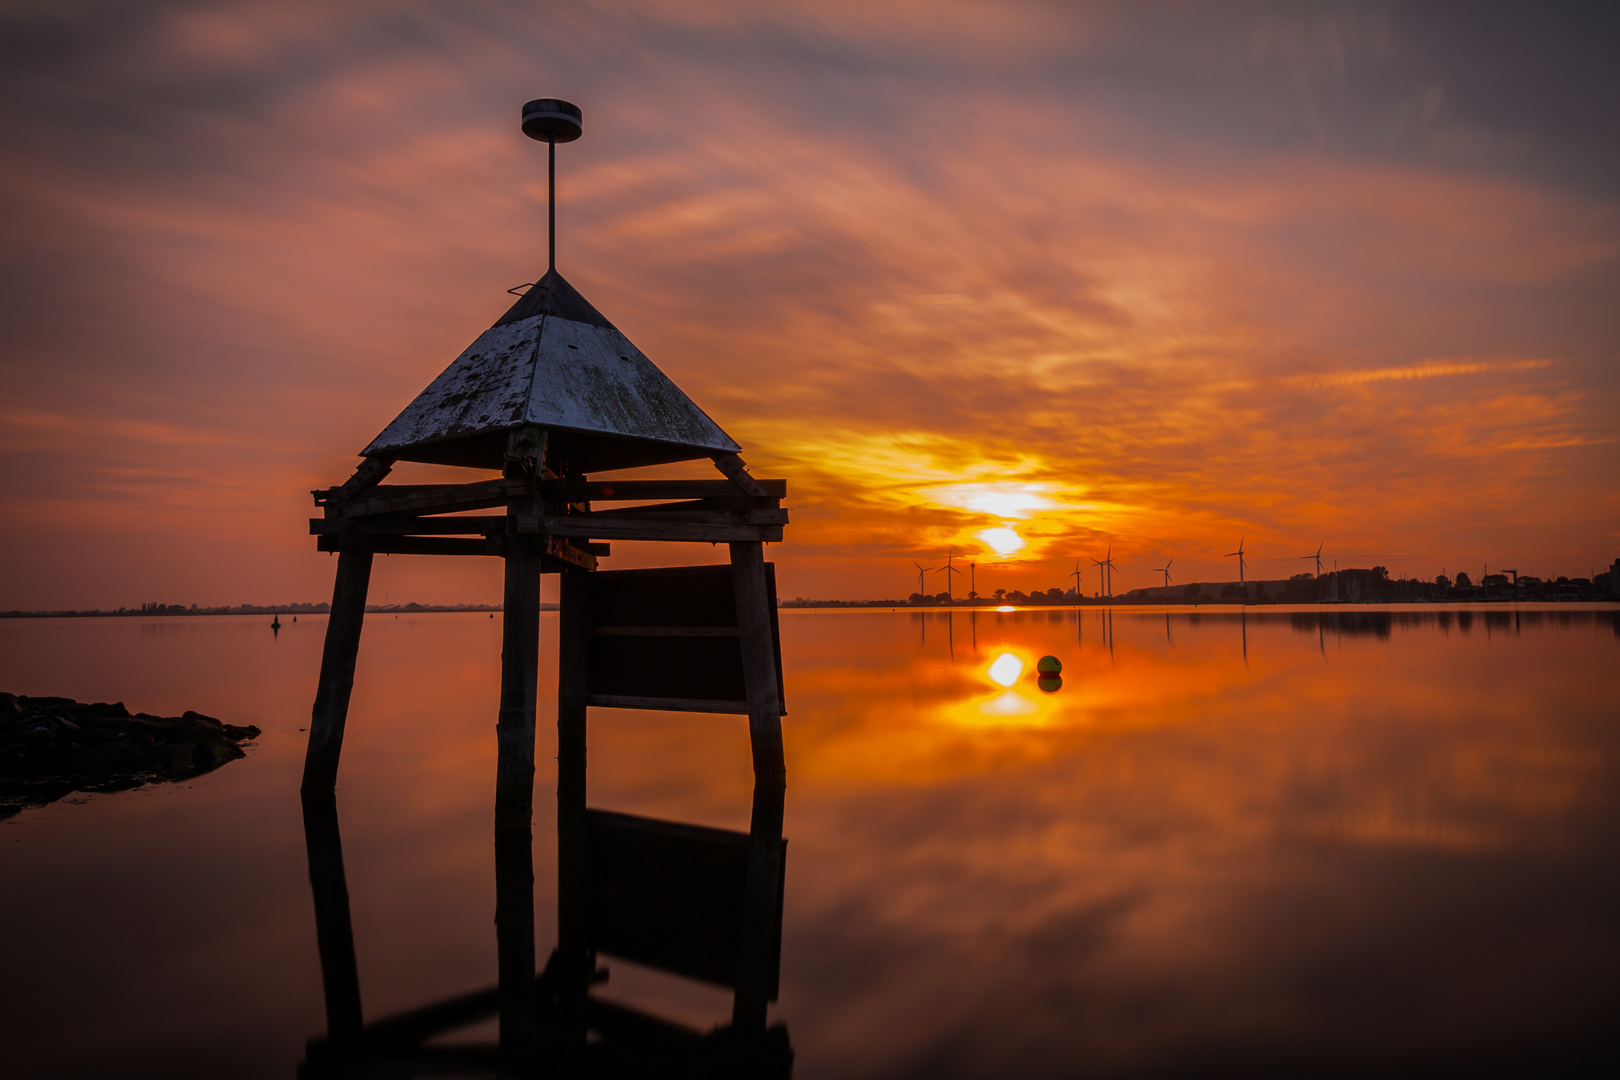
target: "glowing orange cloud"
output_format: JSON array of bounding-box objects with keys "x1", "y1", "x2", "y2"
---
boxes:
[{"x1": 0, "y1": 2, "x2": 1614, "y2": 607}]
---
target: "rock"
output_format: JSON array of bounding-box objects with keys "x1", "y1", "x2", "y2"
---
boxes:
[
  {"x1": 71, "y1": 741, "x2": 153, "y2": 774},
  {"x1": 1, "y1": 693, "x2": 260, "y2": 819}
]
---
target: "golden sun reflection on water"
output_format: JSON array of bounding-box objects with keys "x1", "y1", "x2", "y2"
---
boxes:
[{"x1": 986, "y1": 652, "x2": 1023, "y2": 686}]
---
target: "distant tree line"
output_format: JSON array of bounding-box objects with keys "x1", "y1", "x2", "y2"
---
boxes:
[{"x1": 855, "y1": 564, "x2": 1618, "y2": 608}]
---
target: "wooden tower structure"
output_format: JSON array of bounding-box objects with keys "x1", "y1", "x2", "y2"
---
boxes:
[{"x1": 300, "y1": 98, "x2": 790, "y2": 1064}]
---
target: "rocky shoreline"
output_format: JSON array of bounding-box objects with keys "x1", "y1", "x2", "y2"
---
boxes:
[{"x1": 1, "y1": 693, "x2": 261, "y2": 819}]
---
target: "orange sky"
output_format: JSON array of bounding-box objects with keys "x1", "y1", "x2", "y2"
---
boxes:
[{"x1": 1, "y1": 1, "x2": 1616, "y2": 607}]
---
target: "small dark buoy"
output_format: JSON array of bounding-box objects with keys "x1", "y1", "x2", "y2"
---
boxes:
[
  {"x1": 1037, "y1": 655, "x2": 1061, "y2": 675},
  {"x1": 521, "y1": 98, "x2": 582, "y2": 143},
  {"x1": 1038, "y1": 674, "x2": 1063, "y2": 693},
  {"x1": 271, "y1": 614, "x2": 281, "y2": 630}
]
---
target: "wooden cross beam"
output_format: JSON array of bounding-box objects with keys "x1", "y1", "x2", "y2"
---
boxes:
[{"x1": 544, "y1": 478, "x2": 786, "y2": 502}]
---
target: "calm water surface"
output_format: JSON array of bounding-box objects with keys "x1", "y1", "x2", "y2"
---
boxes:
[{"x1": 2, "y1": 606, "x2": 1617, "y2": 1077}]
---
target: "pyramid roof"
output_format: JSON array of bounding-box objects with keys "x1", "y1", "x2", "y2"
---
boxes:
[{"x1": 363, "y1": 270, "x2": 740, "y2": 473}]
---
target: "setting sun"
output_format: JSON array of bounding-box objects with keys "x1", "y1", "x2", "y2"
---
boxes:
[
  {"x1": 978, "y1": 527, "x2": 1026, "y2": 557},
  {"x1": 960, "y1": 485, "x2": 1057, "y2": 520}
]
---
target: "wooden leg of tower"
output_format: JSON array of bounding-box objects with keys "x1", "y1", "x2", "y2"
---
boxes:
[
  {"x1": 730, "y1": 541, "x2": 786, "y2": 1034},
  {"x1": 495, "y1": 536, "x2": 541, "y2": 1062},
  {"x1": 302, "y1": 549, "x2": 373, "y2": 795},
  {"x1": 495, "y1": 536, "x2": 542, "y2": 829},
  {"x1": 555, "y1": 565, "x2": 592, "y2": 1037}
]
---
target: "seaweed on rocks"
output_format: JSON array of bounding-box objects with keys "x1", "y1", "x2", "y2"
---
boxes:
[{"x1": 0, "y1": 692, "x2": 260, "y2": 819}]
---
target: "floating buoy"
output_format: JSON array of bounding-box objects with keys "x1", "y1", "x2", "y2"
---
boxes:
[
  {"x1": 1037, "y1": 655, "x2": 1061, "y2": 675},
  {"x1": 271, "y1": 615, "x2": 281, "y2": 630}
]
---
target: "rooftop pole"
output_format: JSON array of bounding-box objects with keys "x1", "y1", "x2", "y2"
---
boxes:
[{"x1": 521, "y1": 98, "x2": 582, "y2": 273}]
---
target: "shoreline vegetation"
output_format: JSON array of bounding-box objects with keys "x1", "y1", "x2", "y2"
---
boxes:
[
  {"x1": 4, "y1": 578, "x2": 1615, "y2": 620},
  {"x1": 790, "y1": 564, "x2": 1618, "y2": 608}
]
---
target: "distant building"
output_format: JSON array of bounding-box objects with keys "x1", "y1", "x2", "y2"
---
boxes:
[{"x1": 1612, "y1": 558, "x2": 1619, "y2": 597}]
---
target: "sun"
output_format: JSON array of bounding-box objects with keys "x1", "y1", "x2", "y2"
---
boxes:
[{"x1": 978, "y1": 526, "x2": 1025, "y2": 556}]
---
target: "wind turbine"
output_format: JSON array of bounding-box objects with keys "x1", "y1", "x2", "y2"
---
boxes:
[
  {"x1": 1154, "y1": 558, "x2": 1173, "y2": 590},
  {"x1": 1069, "y1": 559, "x2": 1085, "y2": 603},
  {"x1": 935, "y1": 548, "x2": 964, "y2": 602},
  {"x1": 1103, "y1": 546, "x2": 1118, "y2": 597},
  {"x1": 1091, "y1": 554, "x2": 1107, "y2": 598},
  {"x1": 1298, "y1": 541, "x2": 1324, "y2": 578},
  {"x1": 1225, "y1": 536, "x2": 1247, "y2": 589},
  {"x1": 911, "y1": 560, "x2": 934, "y2": 599}
]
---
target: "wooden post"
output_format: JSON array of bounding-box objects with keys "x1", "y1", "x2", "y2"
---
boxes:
[
  {"x1": 495, "y1": 535, "x2": 542, "y2": 829},
  {"x1": 302, "y1": 548, "x2": 373, "y2": 794},
  {"x1": 729, "y1": 540, "x2": 786, "y2": 1033},
  {"x1": 495, "y1": 424, "x2": 545, "y2": 830},
  {"x1": 555, "y1": 564, "x2": 592, "y2": 1035},
  {"x1": 301, "y1": 791, "x2": 364, "y2": 1045}
]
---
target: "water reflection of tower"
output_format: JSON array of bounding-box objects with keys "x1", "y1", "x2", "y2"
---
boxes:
[{"x1": 298, "y1": 790, "x2": 791, "y2": 1076}]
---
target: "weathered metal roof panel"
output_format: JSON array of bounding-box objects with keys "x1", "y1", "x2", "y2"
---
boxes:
[
  {"x1": 493, "y1": 268, "x2": 614, "y2": 330},
  {"x1": 526, "y1": 317, "x2": 737, "y2": 453},
  {"x1": 361, "y1": 269, "x2": 739, "y2": 471},
  {"x1": 363, "y1": 317, "x2": 543, "y2": 458}
]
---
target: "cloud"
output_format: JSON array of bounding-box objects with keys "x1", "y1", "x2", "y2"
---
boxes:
[{"x1": 0, "y1": 1, "x2": 1615, "y2": 605}]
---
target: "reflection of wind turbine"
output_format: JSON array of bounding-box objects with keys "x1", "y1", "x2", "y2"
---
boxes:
[
  {"x1": 934, "y1": 548, "x2": 964, "y2": 602},
  {"x1": 1225, "y1": 536, "x2": 1247, "y2": 588},
  {"x1": 1154, "y1": 558, "x2": 1174, "y2": 589},
  {"x1": 912, "y1": 560, "x2": 934, "y2": 598},
  {"x1": 1298, "y1": 541, "x2": 1324, "y2": 578}
]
